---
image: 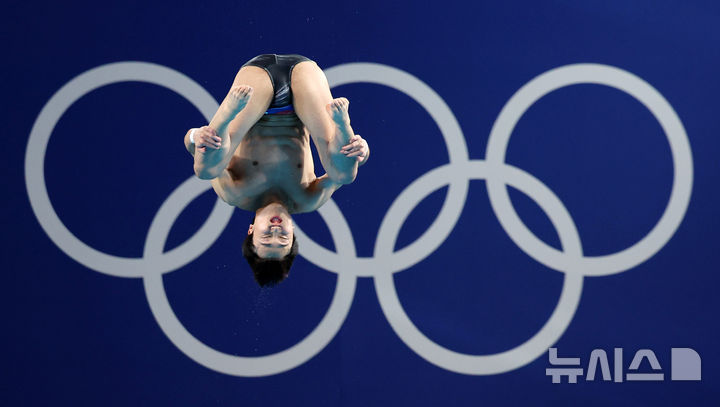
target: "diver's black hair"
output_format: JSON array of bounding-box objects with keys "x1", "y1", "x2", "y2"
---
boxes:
[{"x1": 242, "y1": 217, "x2": 298, "y2": 287}]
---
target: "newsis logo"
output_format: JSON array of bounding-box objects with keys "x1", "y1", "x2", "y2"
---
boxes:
[{"x1": 546, "y1": 348, "x2": 701, "y2": 383}]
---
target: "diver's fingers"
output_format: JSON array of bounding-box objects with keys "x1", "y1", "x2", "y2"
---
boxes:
[
  {"x1": 341, "y1": 140, "x2": 362, "y2": 153},
  {"x1": 198, "y1": 135, "x2": 221, "y2": 149}
]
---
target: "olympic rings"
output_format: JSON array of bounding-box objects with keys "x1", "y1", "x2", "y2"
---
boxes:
[{"x1": 25, "y1": 61, "x2": 692, "y2": 377}]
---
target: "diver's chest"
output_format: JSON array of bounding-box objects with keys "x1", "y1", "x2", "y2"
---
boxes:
[{"x1": 242, "y1": 157, "x2": 305, "y2": 183}]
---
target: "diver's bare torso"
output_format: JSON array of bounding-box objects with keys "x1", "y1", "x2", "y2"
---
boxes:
[
  {"x1": 210, "y1": 114, "x2": 325, "y2": 213},
  {"x1": 188, "y1": 60, "x2": 369, "y2": 214}
]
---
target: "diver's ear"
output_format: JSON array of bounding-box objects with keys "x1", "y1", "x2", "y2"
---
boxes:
[{"x1": 248, "y1": 224, "x2": 254, "y2": 235}]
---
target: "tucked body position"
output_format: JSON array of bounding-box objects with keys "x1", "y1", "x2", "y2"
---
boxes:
[{"x1": 184, "y1": 54, "x2": 369, "y2": 286}]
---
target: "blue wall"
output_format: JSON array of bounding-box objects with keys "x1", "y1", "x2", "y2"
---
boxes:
[{"x1": 3, "y1": 1, "x2": 719, "y2": 405}]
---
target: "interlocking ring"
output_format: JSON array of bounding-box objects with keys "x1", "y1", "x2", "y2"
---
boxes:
[{"x1": 25, "y1": 61, "x2": 692, "y2": 377}]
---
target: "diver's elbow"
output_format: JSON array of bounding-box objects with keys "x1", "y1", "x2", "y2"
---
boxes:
[
  {"x1": 335, "y1": 170, "x2": 357, "y2": 185},
  {"x1": 194, "y1": 165, "x2": 220, "y2": 180}
]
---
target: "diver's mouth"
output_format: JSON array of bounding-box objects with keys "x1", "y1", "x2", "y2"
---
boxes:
[{"x1": 270, "y1": 216, "x2": 282, "y2": 224}]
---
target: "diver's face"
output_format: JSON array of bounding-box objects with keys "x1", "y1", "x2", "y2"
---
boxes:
[{"x1": 249, "y1": 211, "x2": 293, "y2": 259}]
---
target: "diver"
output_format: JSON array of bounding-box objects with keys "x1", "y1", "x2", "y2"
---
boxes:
[{"x1": 184, "y1": 54, "x2": 369, "y2": 286}]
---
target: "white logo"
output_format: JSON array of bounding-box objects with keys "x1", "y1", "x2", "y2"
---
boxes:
[
  {"x1": 25, "y1": 61, "x2": 693, "y2": 377},
  {"x1": 546, "y1": 347, "x2": 702, "y2": 383}
]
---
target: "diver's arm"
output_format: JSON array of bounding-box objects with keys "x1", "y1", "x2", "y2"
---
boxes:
[
  {"x1": 340, "y1": 134, "x2": 369, "y2": 166},
  {"x1": 182, "y1": 126, "x2": 231, "y2": 180},
  {"x1": 184, "y1": 126, "x2": 222, "y2": 156},
  {"x1": 191, "y1": 85, "x2": 255, "y2": 180},
  {"x1": 323, "y1": 133, "x2": 370, "y2": 185},
  {"x1": 298, "y1": 174, "x2": 343, "y2": 213}
]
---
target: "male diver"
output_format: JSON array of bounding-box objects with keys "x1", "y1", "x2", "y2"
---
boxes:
[{"x1": 184, "y1": 54, "x2": 369, "y2": 286}]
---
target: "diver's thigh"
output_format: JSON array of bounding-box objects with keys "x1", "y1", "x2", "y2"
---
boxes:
[
  {"x1": 225, "y1": 66, "x2": 273, "y2": 139},
  {"x1": 291, "y1": 61, "x2": 336, "y2": 143}
]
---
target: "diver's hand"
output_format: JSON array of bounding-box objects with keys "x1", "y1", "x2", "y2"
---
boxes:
[
  {"x1": 340, "y1": 134, "x2": 369, "y2": 164},
  {"x1": 193, "y1": 126, "x2": 222, "y2": 152}
]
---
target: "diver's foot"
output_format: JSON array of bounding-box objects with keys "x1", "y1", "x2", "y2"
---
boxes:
[
  {"x1": 327, "y1": 98, "x2": 355, "y2": 150},
  {"x1": 326, "y1": 97, "x2": 350, "y2": 126},
  {"x1": 222, "y1": 85, "x2": 253, "y2": 116}
]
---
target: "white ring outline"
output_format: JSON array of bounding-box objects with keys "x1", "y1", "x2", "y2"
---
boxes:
[
  {"x1": 24, "y1": 62, "x2": 234, "y2": 278},
  {"x1": 486, "y1": 64, "x2": 693, "y2": 276},
  {"x1": 142, "y1": 179, "x2": 357, "y2": 376},
  {"x1": 374, "y1": 161, "x2": 584, "y2": 375}
]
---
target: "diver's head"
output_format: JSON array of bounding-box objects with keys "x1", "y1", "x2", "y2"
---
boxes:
[
  {"x1": 248, "y1": 202, "x2": 294, "y2": 259},
  {"x1": 242, "y1": 202, "x2": 298, "y2": 286}
]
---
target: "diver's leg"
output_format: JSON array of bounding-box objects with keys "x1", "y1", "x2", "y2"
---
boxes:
[
  {"x1": 194, "y1": 66, "x2": 273, "y2": 179},
  {"x1": 223, "y1": 65, "x2": 274, "y2": 140},
  {"x1": 291, "y1": 61, "x2": 358, "y2": 183}
]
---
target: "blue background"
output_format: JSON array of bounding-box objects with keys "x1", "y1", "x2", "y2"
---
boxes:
[{"x1": 3, "y1": 0, "x2": 719, "y2": 405}]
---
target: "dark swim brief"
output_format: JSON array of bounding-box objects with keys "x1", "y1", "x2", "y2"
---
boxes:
[{"x1": 242, "y1": 54, "x2": 312, "y2": 115}]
